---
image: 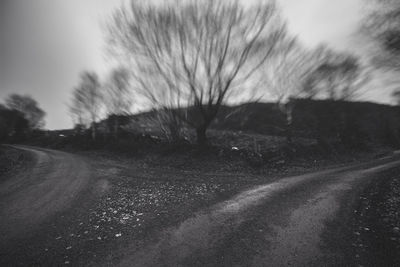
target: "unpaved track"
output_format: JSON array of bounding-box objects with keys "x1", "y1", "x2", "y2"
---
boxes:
[
  {"x1": 119, "y1": 158, "x2": 400, "y2": 267},
  {"x1": 0, "y1": 145, "x2": 91, "y2": 245},
  {"x1": 1, "y1": 145, "x2": 400, "y2": 266}
]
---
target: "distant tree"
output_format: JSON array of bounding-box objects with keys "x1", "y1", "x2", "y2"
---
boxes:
[
  {"x1": 5, "y1": 94, "x2": 45, "y2": 129},
  {"x1": 69, "y1": 87, "x2": 88, "y2": 134},
  {"x1": 262, "y1": 42, "x2": 328, "y2": 102},
  {"x1": 108, "y1": 0, "x2": 287, "y2": 144},
  {"x1": 303, "y1": 54, "x2": 370, "y2": 100},
  {"x1": 0, "y1": 106, "x2": 29, "y2": 142},
  {"x1": 261, "y1": 42, "x2": 335, "y2": 142},
  {"x1": 71, "y1": 72, "x2": 103, "y2": 140},
  {"x1": 0, "y1": 105, "x2": 10, "y2": 141},
  {"x1": 104, "y1": 66, "x2": 132, "y2": 137},
  {"x1": 392, "y1": 89, "x2": 400, "y2": 105}
]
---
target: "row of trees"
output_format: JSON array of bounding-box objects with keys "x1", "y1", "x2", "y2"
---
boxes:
[{"x1": 70, "y1": 0, "x2": 371, "y2": 145}]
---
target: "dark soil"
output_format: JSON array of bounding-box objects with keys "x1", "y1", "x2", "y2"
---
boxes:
[{"x1": 351, "y1": 167, "x2": 400, "y2": 267}]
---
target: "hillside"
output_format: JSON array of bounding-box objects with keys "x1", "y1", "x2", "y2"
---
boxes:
[{"x1": 110, "y1": 99, "x2": 400, "y2": 148}]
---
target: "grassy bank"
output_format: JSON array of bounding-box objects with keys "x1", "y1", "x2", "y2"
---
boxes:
[{"x1": 0, "y1": 146, "x2": 33, "y2": 181}]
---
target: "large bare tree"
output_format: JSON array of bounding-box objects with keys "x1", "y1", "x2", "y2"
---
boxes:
[{"x1": 108, "y1": 0, "x2": 286, "y2": 144}]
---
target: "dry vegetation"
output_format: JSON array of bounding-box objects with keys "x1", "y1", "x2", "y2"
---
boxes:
[{"x1": 0, "y1": 146, "x2": 32, "y2": 180}]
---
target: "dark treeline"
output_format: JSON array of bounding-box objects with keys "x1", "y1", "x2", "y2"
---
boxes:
[
  {"x1": 213, "y1": 99, "x2": 400, "y2": 149},
  {"x1": 114, "y1": 99, "x2": 400, "y2": 149},
  {"x1": 0, "y1": 94, "x2": 45, "y2": 143},
  {"x1": 28, "y1": 99, "x2": 400, "y2": 154},
  {"x1": 0, "y1": 106, "x2": 29, "y2": 142}
]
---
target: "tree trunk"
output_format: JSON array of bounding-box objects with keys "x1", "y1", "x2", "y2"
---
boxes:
[
  {"x1": 285, "y1": 99, "x2": 294, "y2": 144},
  {"x1": 91, "y1": 122, "x2": 96, "y2": 140},
  {"x1": 169, "y1": 124, "x2": 180, "y2": 143},
  {"x1": 114, "y1": 116, "x2": 119, "y2": 139},
  {"x1": 286, "y1": 121, "x2": 293, "y2": 144},
  {"x1": 196, "y1": 126, "x2": 207, "y2": 145}
]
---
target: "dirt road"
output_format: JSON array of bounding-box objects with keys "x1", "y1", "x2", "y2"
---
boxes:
[
  {"x1": 0, "y1": 145, "x2": 399, "y2": 266},
  {"x1": 0, "y1": 145, "x2": 91, "y2": 247}
]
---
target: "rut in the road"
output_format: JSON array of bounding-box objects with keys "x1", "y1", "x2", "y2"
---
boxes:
[{"x1": 119, "y1": 158, "x2": 400, "y2": 267}]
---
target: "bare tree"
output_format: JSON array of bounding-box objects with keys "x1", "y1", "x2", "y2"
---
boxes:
[
  {"x1": 71, "y1": 72, "x2": 102, "y2": 140},
  {"x1": 260, "y1": 41, "x2": 332, "y2": 142},
  {"x1": 392, "y1": 89, "x2": 400, "y2": 105},
  {"x1": 261, "y1": 40, "x2": 329, "y2": 102},
  {"x1": 360, "y1": 0, "x2": 400, "y2": 71},
  {"x1": 104, "y1": 66, "x2": 132, "y2": 137},
  {"x1": 69, "y1": 87, "x2": 88, "y2": 133},
  {"x1": 105, "y1": 67, "x2": 132, "y2": 115},
  {"x1": 5, "y1": 94, "x2": 46, "y2": 129},
  {"x1": 303, "y1": 54, "x2": 370, "y2": 101},
  {"x1": 108, "y1": 0, "x2": 286, "y2": 144}
]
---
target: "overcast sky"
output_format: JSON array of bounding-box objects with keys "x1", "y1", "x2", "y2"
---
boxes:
[{"x1": 0, "y1": 0, "x2": 394, "y2": 129}]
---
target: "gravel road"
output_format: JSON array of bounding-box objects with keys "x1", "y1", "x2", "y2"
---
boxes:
[{"x1": 1, "y1": 145, "x2": 399, "y2": 266}]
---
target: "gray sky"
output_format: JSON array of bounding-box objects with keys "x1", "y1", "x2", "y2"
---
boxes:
[{"x1": 0, "y1": 0, "x2": 393, "y2": 129}]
